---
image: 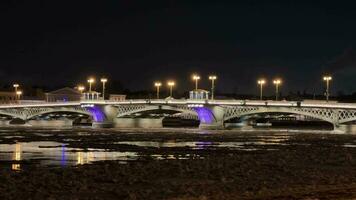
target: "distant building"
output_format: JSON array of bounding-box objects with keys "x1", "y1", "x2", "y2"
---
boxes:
[
  {"x1": 189, "y1": 89, "x2": 209, "y2": 100},
  {"x1": 45, "y1": 87, "x2": 82, "y2": 102},
  {"x1": 0, "y1": 91, "x2": 17, "y2": 104},
  {"x1": 109, "y1": 94, "x2": 126, "y2": 101}
]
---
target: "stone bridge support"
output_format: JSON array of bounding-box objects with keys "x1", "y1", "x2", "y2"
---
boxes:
[
  {"x1": 194, "y1": 106, "x2": 225, "y2": 129},
  {"x1": 90, "y1": 105, "x2": 118, "y2": 128},
  {"x1": 113, "y1": 117, "x2": 164, "y2": 128}
]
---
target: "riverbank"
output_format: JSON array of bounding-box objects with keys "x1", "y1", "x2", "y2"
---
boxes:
[
  {"x1": 1, "y1": 147, "x2": 356, "y2": 199},
  {"x1": 0, "y1": 128, "x2": 356, "y2": 199}
]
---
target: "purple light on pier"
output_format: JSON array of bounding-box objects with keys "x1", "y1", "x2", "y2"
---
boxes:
[
  {"x1": 193, "y1": 107, "x2": 215, "y2": 124},
  {"x1": 87, "y1": 106, "x2": 106, "y2": 122}
]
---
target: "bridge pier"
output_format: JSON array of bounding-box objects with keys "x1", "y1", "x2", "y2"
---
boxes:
[
  {"x1": 28, "y1": 119, "x2": 74, "y2": 127},
  {"x1": 194, "y1": 106, "x2": 225, "y2": 130},
  {"x1": 113, "y1": 117, "x2": 164, "y2": 128},
  {"x1": 334, "y1": 124, "x2": 356, "y2": 134},
  {"x1": 92, "y1": 121, "x2": 113, "y2": 128},
  {"x1": 88, "y1": 105, "x2": 118, "y2": 128}
]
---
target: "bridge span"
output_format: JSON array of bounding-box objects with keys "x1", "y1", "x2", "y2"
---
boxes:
[{"x1": 1, "y1": 99, "x2": 356, "y2": 132}]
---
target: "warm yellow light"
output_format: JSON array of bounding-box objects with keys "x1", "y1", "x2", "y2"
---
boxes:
[
  {"x1": 100, "y1": 78, "x2": 107, "y2": 83},
  {"x1": 273, "y1": 79, "x2": 282, "y2": 85},
  {"x1": 16, "y1": 91, "x2": 22, "y2": 95},
  {"x1": 154, "y1": 82, "x2": 162, "y2": 87},
  {"x1": 13, "y1": 84, "x2": 19, "y2": 88},
  {"x1": 192, "y1": 75, "x2": 200, "y2": 80},
  {"x1": 78, "y1": 86, "x2": 85, "y2": 92},
  {"x1": 87, "y1": 78, "x2": 95, "y2": 83},
  {"x1": 167, "y1": 81, "x2": 175, "y2": 86},
  {"x1": 257, "y1": 79, "x2": 266, "y2": 85},
  {"x1": 209, "y1": 75, "x2": 217, "y2": 80},
  {"x1": 323, "y1": 76, "x2": 332, "y2": 81}
]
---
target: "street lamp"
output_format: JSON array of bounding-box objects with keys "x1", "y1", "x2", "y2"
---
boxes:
[
  {"x1": 16, "y1": 91, "x2": 22, "y2": 101},
  {"x1": 273, "y1": 79, "x2": 282, "y2": 101},
  {"x1": 100, "y1": 78, "x2": 107, "y2": 99},
  {"x1": 209, "y1": 75, "x2": 217, "y2": 100},
  {"x1": 13, "y1": 84, "x2": 19, "y2": 92},
  {"x1": 87, "y1": 78, "x2": 95, "y2": 93},
  {"x1": 167, "y1": 81, "x2": 175, "y2": 98},
  {"x1": 192, "y1": 74, "x2": 200, "y2": 90},
  {"x1": 323, "y1": 76, "x2": 332, "y2": 102},
  {"x1": 257, "y1": 79, "x2": 266, "y2": 100},
  {"x1": 154, "y1": 82, "x2": 162, "y2": 99},
  {"x1": 78, "y1": 86, "x2": 85, "y2": 93},
  {"x1": 13, "y1": 84, "x2": 19, "y2": 100}
]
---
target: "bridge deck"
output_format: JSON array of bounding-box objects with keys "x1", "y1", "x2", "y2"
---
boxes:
[{"x1": 0, "y1": 100, "x2": 356, "y2": 110}]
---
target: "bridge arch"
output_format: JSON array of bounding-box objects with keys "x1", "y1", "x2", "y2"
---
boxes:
[
  {"x1": 26, "y1": 108, "x2": 92, "y2": 120},
  {"x1": 115, "y1": 104, "x2": 197, "y2": 118},
  {"x1": 0, "y1": 110, "x2": 24, "y2": 120},
  {"x1": 223, "y1": 106, "x2": 336, "y2": 124}
]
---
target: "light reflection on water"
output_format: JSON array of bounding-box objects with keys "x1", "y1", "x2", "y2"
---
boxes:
[
  {"x1": 12, "y1": 143, "x2": 21, "y2": 171},
  {"x1": 115, "y1": 135, "x2": 290, "y2": 149},
  {"x1": 0, "y1": 142, "x2": 138, "y2": 170},
  {"x1": 0, "y1": 133, "x2": 294, "y2": 170}
]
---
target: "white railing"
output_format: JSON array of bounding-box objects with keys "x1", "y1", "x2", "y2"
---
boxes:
[{"x1": 1, "y1": 99, "x2": 356, "y2": 110}]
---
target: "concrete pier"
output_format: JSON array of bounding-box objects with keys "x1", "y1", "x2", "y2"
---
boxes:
[
  {"x1": 92, "y1": 121, "x2": 113, "y2": 128},
  {"x1": 28, "y1": 119, "x2": 73, "y2": 127},
  {"x1": 336, "y1": 124, "x2": 356, "y2": 134},
  {"x1": 113, "y1": 118, "x2": 164, "y2": 128}
]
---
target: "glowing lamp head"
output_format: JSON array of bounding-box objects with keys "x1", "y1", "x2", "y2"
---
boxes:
[
  {"x1": 13, "y1": 84, "x2": 19, "y2": 88},
  {"x1": 257, "y1": 79, "x2": 266, "y2": 85},
  {"x1": 192, "y1": 75, "x2": 200, "y2": 80},
  {"x1": 87, "y1": 78, "x2": 95, "y2": 83},
  {"x1": 78, "y1": 86, "x2": 85, "y2": 92},
  {"x1": 100, "y1": 78, "x2": 107, "y2": 83},
  {"x1": 323, "y1": 76, "x2": 332, "y2": 81},
  {"x1": 16, "y1": 91, "x2": 22, "y2": 95},
  {"x1": 273, "y1": 79, "x2": 281, "y2": 85},
  {"x1": 154, "y1": 82, "x2": 162, "y2": 87},
  {"x1": 209, "y1": 75, "x2": 217, "y2": 80},
  {"x1": 167, "y1": 81, "x2": 175, "y2": 86}
]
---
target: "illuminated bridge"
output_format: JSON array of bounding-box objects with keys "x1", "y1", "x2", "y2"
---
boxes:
[{"x1": 1, "y1": 99, "x2": 356, "y2": 132}]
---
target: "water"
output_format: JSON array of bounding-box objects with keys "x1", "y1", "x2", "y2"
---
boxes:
[
  {"x1": 0, "y1": 142, "x2": 138, "y2": 170},
  {"x1": 0, "y1": 128, "x2": 355, "y2": 171}
]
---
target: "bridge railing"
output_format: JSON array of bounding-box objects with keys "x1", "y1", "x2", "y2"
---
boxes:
[{"x1": 1, "y1": 99, "x2": 356, "y2": 110}]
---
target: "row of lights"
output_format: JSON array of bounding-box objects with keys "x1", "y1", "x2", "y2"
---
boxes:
[
  {"x1": 77, "y1": 77, "x2": 108, "y2": 99},
  {"x1": 257, "y1": 78, "x2": 282, "y2": 101},
  {"x1": 80, "y1": 74, "x2": 331, "y2": 101},
  {"x1": 257, "y1": 75, "x2": 333, "y2": 101},
  {"x1": 154, "y1": 74, "x2": 217, "y2": 99},
  {"x1": 11, "y1": 75, "x2": 333, "y2": 102}
]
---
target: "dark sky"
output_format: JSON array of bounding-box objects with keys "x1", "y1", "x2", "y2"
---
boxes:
[{"x1": 1, "y1": 0, "x2": 356, "y2": 95}]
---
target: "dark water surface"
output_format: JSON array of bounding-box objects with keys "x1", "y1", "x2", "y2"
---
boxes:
[{"x1": 0, "y1": 127, "x2": 355, "y2": 171}]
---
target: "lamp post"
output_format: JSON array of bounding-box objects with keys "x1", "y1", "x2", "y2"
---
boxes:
[
  {"x1": 13, "y1": 84, "x2": 19, "y2": 100},
  {"x1": 100, "y1": 78, "x2": 107, "y2": 99},
  {"x1": 87, "y1": 78, "x2": 95, "y2": 93},
  {"x1": 273, "y1": 79, "x2": 281, "y2": 101},
  {"x1": 323, "y1": 76, "x2": 332, "y2": 102},
  {"x1": 13, "y1": 84, "x2": 19, "y2": 93},
  {"x1": 167, "y1": 81, "x2": 175, "y2": 97},
  {"x1": 154, "y1": 82, "x2": 162, "y2": 99},
  {"x1": 257, "y1": 79, "x2": 266, "y2": 100},
  {"x1": 209, "y1": 75, "x2": 217, "y2": 100},
  {"x1": 16, "y1": 91, "x2": 22, "y2": 101},
  {"x1": 192, "y1": 75, "x2": 200, "y2": 90},
  {"x1": 78, "y1": 86, "x2": 85, "y2": 93}
]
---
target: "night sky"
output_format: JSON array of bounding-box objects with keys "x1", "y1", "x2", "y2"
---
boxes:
[{"x1": 1, "y1": 0, "x2": 356, "y2": 95}]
